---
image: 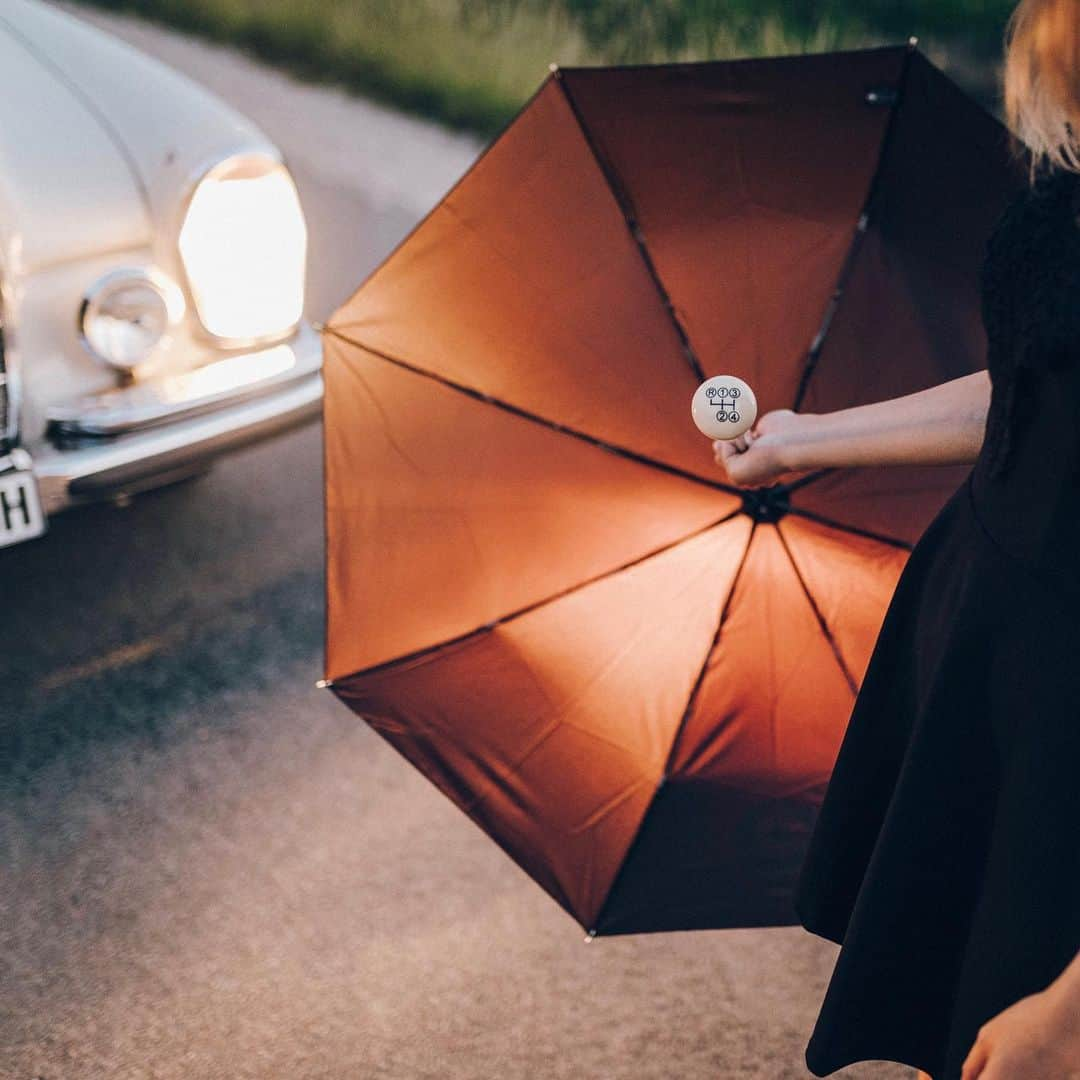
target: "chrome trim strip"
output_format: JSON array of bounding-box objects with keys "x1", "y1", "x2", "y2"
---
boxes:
[
  {"x1": 0, "y1": 309, "x2": 7, "y2": 445},
  {"x1": 47, "y1": 321, "x2": 321, "y2": 437},
  {"x1": 0, "y1": 258, "x2": 22, "y2": 450},
  {"x1": 33, "y1": 372, "x2": 322, "y2": 514}
]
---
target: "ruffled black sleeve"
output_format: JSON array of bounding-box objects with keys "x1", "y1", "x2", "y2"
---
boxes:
[{"x1": 978, "y1": 165, "x2": 1080, "y2": 479}]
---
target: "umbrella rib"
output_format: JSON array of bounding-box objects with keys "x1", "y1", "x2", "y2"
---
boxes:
[
  {"x1": 791, "y1": 43, "x2": 917, "y2": 414},
  {"x1": 587, "y1": 517, "x2": 761, "y2": 933},
  {"x1": 780, "y1": 466, "x2": 837, "y2": 494},
  {"x1": 322, "y1": 326, "x2": 739, "y2": 496},
  {"x1": 589, "y1": 495, "x2": 885, "y2": 929},
  {"x1": 330, "y1": 505, "x2": 746, "y2": 686},
  {"x1": 657, "y1": 518, "x2": 760, "y2": 782},
  {"x1": 551, "y1": 71, "x2": 707, "y2": 386},
  {"x1": 785, "y1": 503, "x2": 914, "y2": 551},
  {"x1": 773, "y1": 522, "x2": 859, "y2": 697}
]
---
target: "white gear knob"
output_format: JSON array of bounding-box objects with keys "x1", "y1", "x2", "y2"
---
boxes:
[{"x1": 691, "y1": 375, "x2": 757, "y2": 440}]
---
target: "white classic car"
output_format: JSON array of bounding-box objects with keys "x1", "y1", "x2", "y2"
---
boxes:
[{"x1": 0, "y1": 0, "x2": 323, "y2": 548}]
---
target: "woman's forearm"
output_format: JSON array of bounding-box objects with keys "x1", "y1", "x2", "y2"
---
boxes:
[{"x1": 778, "y1": 369, "x2": 992, "y2": 471}]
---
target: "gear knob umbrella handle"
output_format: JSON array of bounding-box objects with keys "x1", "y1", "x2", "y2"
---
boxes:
[{"x1": 691, "y1": 375, "x2": 758, "y2": 440}]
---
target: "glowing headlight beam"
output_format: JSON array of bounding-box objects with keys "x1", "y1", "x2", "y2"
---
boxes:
[{"x1": 179, "y1": 157, "x2": 307, "y2": 344}]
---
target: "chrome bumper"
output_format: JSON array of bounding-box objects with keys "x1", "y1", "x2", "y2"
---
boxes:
[{"x1": 29, "y1": 324, "x2": 323, "y2": 514}]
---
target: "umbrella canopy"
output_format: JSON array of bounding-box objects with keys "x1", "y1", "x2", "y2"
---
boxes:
[{"x1": 321, "y1": 43, "x2": 1023, "y2": 936}]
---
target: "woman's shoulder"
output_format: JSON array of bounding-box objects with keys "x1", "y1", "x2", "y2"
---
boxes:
[
  {"x1": 981, "y1": 164, "x2": 1080, "y2": 301},
  {"x1": 1031, "y1": 159, "x2": 1080, "y2": 197},
  {"x1": 979, "y1": 162, "x2": 1080, "y2": 373},
  {"x1": 989, "y1": 163, "x2": 1080, "y2": 246}
]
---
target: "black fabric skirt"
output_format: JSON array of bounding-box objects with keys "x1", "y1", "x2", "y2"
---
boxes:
[{"x1": 794, "y1": 464, "x2": 1080, "y2": 1080}]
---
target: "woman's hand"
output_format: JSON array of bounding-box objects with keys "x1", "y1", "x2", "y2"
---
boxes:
[
  {"x1": 960, "y1": 982, "x2": 1080, "y2": 1080},
  {"x1": 711, "y1": 408, "x2": 815, "y2": 488}
]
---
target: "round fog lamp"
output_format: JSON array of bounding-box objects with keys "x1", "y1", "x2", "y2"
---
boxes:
[{"x1": 80, "y1": 269, "x2": 185, "y2": 370}]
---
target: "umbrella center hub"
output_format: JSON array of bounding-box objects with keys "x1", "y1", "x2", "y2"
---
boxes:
[{"x1": 740, "y1": 485, "x2": 791, "y2": 523}]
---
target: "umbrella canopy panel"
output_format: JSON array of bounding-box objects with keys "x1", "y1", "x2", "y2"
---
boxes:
[
  {"x1": 326, "y1": 74, "x2": 714, "y2": 488},
  {"x1": 323, "y1": 44, "x2": 1025, "y2": 935},
  {"x1": 556, "y1": 49, "x2": 903, "y2": 404},
  {"x1": 795, "y1": 50, "x2": 1024, "y2": 537}
]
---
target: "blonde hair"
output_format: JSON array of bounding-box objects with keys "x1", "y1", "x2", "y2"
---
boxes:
[{"x1": 1004, "y1": 0, "x2": 1080, "y2": 177}]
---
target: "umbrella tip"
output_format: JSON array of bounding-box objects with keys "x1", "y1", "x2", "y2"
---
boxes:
[
  {"x1": 584, "y1": 929, "x2": 597, "y2": 943},
  {"x1": 315, "y1": 678, "x2": 334, "y2": 690},
  {"x1": 549, "y1": 61, "x2": 560, "y2": 75},
  {"x1": 907, "y1": 35, "x2": 919, "y2": 48}
]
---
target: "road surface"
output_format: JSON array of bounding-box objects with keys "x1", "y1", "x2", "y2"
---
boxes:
[{"x1": 0, "y1": 7, "x2": 916, "y2": 1078}]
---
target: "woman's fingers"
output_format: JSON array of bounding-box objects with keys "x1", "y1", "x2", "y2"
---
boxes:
[
  {"x1": 713, "y1": 429, "x2": 757, "y2": 464},
  {"x1": 713, "y1": 435, "x2": 746, "y2": 457},
  {"x1": 961, "y1": 1034, "x2": 991, "y2": 1080}
]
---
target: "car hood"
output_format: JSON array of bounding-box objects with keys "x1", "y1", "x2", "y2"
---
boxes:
[{"x1": 0, "y1": 0, "x2": 274, "y2": 274}]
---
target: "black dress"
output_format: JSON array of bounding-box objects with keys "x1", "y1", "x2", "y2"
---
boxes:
[{"x1": 794, "y1": 162, "x2": 1080, "y2": 1080}]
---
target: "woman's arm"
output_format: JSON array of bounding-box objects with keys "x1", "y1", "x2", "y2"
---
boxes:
[{"x1": 779, "y1": 368, "x2": 992, "y2": 471}]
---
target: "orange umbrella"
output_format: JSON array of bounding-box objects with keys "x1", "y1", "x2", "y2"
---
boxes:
[{"x1": 320, "y1": 43, "x2": 1022, "y2": 936}]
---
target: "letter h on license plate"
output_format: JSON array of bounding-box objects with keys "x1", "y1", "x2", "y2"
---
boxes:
[{"x1": 0, "y1": 454, "x2": 46, "y2": 548}]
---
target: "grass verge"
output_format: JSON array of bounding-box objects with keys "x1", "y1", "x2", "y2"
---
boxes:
[{"x1": 75, "y1": 0, "x2": 1005, "y2": 134}]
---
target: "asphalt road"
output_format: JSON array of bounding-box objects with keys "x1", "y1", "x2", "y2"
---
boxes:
[{"x1": 1, "y1": 8, "x2": 917, "y2": 1079}]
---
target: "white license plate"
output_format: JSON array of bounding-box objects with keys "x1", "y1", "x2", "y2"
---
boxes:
[{"x1": 0, "y1": 465, "x2": 47, "y2": 548}]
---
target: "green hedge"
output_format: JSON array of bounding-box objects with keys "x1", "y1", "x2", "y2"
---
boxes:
[{"x1": 78, "y1": 0, "x2": 1011, "y2": 135}]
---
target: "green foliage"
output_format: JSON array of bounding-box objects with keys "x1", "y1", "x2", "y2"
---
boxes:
[
  {"x1": 468, "y1": 0, "x2": 1015, "y2": 59},
  {"x1": 77, "y1": 0, "x2": 1012, "y2": 134}
]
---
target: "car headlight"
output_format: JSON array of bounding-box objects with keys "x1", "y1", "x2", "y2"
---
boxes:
[
  {"x1": 79, "y1": 268, "x2": 186, "y2": 371},
  {"x1": 178, "y1": 154, "x2": 307, "y2": 344}
]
